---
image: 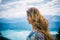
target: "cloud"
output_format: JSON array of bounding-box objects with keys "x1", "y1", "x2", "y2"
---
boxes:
[
  {"x1": 22, "y1": 0, "x2": 43, "y2": 3},
  {"x1": 0, "y1": 0, "x2": 60, "y2": 18},
  {"x1": 0, "y1": 1, "x2": 28, "y2": 18},
  {"x1": 38, "y1": 0, "x2": 60, "y2": 16},
  {"x1": 0, "y1": 6, "x2": 27, "y2": 18},
  {"x1": 1, "y1": 30, "x2": 57, "y2": 40},
  {"x1": 1, "y1": 30, "x2": 31, "y2": 40},
  {"x1": 0, "y1": 0, "x2": 2, "y2": 3}
]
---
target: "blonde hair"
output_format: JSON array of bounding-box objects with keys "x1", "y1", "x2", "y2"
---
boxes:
[{"x1": 27, "y1": 7, "x2": 54, "y2": 40}]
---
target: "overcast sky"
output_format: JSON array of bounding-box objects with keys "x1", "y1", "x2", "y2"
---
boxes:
[{"x1": 0, "y1": 0, "x2": 60, "y2": 18}]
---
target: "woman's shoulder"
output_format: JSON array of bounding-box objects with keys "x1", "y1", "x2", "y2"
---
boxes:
[
  {"x1": 27, "y1": 31, "x2": 44, "y2": 40},
  {"x1": 35, "y1": 31, "x2": 44, "y2": 40},
  {"x1": 27, "y1": 31, "x2": 35, "y2": 40}
]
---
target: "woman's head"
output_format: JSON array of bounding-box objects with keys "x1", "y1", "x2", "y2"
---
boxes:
[
  {"x1": 27, "y1": 7, "x2": 40, "y2": 24},
  {"x1": 27, "y1": 7, "x2": 48, "y2": 31}
]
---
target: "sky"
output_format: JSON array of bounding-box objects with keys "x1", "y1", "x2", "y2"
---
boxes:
[{"x1": 0, "y1": 0, "x2": 60, "y2": 18}]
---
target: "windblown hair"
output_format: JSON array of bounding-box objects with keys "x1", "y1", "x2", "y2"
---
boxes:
[{"x1": 27, "y1": 7, "x2": 54, "y2": 40}]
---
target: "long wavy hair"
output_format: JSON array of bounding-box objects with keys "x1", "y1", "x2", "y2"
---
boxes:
[{"x1": 27, "y1": 7, "x2": 54, "y2": 40}]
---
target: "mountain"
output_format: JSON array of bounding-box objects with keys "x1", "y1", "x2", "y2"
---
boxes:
[
  {"x1": 0, "y1": 15, "x2": 60, "y2": 31},
  {"x1": 48, "y1": 16, "x2": 60, "y2": 31}
]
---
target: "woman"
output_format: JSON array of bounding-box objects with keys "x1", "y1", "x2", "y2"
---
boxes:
[{"x1": 26, "y1": 7, "x2": 54, "y2": 40}]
